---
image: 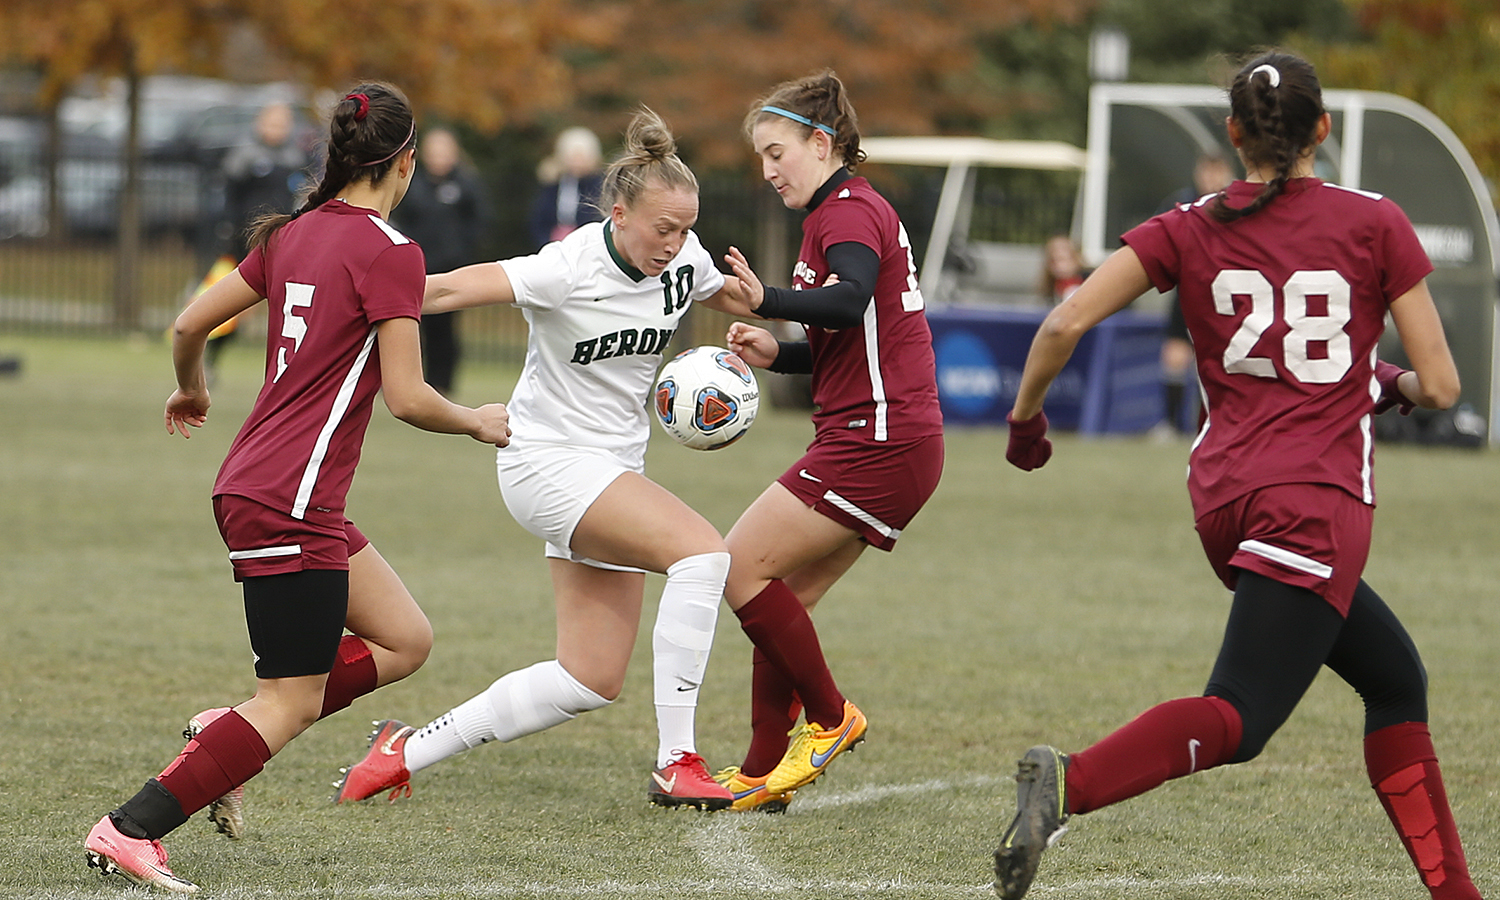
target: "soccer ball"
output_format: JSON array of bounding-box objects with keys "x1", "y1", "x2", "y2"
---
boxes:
[{"x1": 653, "y1": 346, "x2": 760, "y2": 450}]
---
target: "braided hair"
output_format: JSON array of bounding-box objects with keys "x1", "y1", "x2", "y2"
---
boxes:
[
  {"x1": 246, "y1": 82, "x2": 415, "y2": 249},
  {"x1": 1210, "y1": 52, "x2": 1325, "y2": 223},
  {"x1": 745, "y1": 69, "x2": 865, "y2": 171},
  {"x1": 598, "y1": 107, "x2": 698, "y2": 214}
]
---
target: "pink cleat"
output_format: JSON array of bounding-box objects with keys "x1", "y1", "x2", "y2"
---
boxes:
[{"x1": 84, "y1": 814, "x2": 198, "y2": 894}]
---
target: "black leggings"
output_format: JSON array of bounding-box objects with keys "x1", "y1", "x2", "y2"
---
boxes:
[
  {"x1": 1204, "y1": 571, "x2": 1428, "y2": 763},
  {"x1": 242, "y1": 569, "x2": 349, "y2": 679}
]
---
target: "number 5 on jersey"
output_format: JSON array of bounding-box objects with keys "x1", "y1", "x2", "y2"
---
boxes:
[
  {"x1": 1212, "y1": 268, "x2": 1351, "y2": 384},
  {"x1": 275, "y1": 282, "x2": 314, "y2": 383}
]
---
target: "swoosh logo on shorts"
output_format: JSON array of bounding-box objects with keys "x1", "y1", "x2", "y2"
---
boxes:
[
  {"x1": 798, "y1": 469, "x2": 822, "y2": 483},
  {"x1": 809, "y1": 719, "x2": 858, "y2": 768}
]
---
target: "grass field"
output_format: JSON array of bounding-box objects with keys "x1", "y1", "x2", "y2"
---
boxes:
[{"x1": 1, "y1": 333, "x2": 1495, "y2": 900}]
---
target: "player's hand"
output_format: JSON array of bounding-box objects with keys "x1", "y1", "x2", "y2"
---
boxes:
[
  {"x1": 726, "y1": 322, "x2": 778, "y2": 368},
  {"x1": 1006, "y1": 410, "x2": 1053, "y2": 471},
  {"x1": 723, "y1": 246, "x2": 765, "y2": 314},
  {"x1": 1373, "y1": 361, "x2": 1415, "y2": 415},
  {"x1": 473, "y1": 402, "x2": 512, "y2": 447},
  {"x1": 165, "y1": 388, "x2": 210, "y2": 438}
]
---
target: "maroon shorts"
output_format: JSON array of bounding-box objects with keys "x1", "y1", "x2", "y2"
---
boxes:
[
  {"x1": 1194, "y1": 482, "x2": 1373, "y2": 616},
  {"x1": 213, "y1": 494, "x2": 369, "y2": 582},
  {"x1": 776, "y1": 433, "x2": 944, "y2": 551}
]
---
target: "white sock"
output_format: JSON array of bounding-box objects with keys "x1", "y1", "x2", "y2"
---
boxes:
[
  {"x1": 652, "y1": 551, "x2": 729, "y2": 768},
  {"x1": 404, "y1": 660, "x2": 609, "y2": 773}
]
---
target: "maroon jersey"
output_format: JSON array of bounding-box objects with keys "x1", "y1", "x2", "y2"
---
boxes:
[
  {"x1": 1123, "y1": 178, "x2": 1431, "y2": 513},
  {"x1": 794, "y1": 176, "x2": 943, "y2": 443},
  {"x1": 214, "y1": 200, "x2": 425, "y2": 519}
]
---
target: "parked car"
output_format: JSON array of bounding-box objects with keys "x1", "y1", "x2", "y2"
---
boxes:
[
  {"x1": 1, "y1": 78, "x2": 310, "y2": 242},
  {"x1": 0, "y1": 154, "x2": 202, "y2": 240}
]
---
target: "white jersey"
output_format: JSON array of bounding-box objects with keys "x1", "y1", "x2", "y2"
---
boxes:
[{"x1": 500, "y1": 221, "x2": 726, "y2": 467}]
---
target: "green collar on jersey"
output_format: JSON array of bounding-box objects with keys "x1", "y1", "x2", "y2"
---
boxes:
[{"x1": 603, "y1": 221, "x2": 647, "y2": 283}]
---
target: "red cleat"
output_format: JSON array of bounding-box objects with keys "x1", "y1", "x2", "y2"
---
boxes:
[
  {"x1": 648, "y1": 752, "x2": 733, "y2": 810},
  {"x1": 333, "y1": 720, "x2": 415, "y2": 804}
]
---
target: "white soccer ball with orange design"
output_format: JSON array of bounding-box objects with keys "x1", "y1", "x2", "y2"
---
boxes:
[{"x1": 653, "y1": 346, "x2": 760, "y2": 450}]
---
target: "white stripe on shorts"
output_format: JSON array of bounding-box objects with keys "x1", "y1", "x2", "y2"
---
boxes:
[
  {"x1": 228, "y1": 544, "x2": 302, "y2": 561},
  {"x1": 822, "y1": 489, "x2": 901, "y2": 540},
  {"x1": 1238, "y1": 539, "x2": 1332, "y2": 580}
]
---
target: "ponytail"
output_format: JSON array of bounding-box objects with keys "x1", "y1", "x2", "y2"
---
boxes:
[
  {"x1": 246, "y1": 82, "x2": 415, "y2": 249},
  {"x1": 599, "y1": 107, "x2": 698, "y2": 213},
  {"x1": 1210, "y1": 52, "x2": 1323, "y2": 223}
]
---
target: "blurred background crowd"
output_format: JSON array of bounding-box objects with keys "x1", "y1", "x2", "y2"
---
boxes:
[{"x1": 0, "y1": 0, "x2": 1495, "y2": 399}]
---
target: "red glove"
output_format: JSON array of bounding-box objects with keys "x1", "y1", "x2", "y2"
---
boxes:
[
  {"x1": 1006, "y1": 410, "x2": 1053, "y2": 471},
  {"x1": 1373, "y1": 361, "x2": 1415, "y2": 415}
]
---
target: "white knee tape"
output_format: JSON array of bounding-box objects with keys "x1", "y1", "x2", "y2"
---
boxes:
[
  {"x1": 656, "y1": 551, "x2": 729, "y2": 654},
  {"x1": 482, "y1": 659, "x2": 609, "y2": 742}
]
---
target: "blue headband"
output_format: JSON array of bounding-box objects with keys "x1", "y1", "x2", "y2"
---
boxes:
[{"x1": 760, "y1": 106, "x2": 837, "y2": 137}]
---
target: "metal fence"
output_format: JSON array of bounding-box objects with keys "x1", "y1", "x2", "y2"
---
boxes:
[
  {"x1": 0, "y1": 156, "x2": 792, "y2": 362},
  {"x1": 0, "y1": 149, "x2": 1079, "y2": 360}
]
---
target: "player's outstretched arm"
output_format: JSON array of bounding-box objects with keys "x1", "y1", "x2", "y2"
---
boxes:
[
  {"x1": 423, "y1": 262, "x2": 517, "y2": 314},
  {"x1": 1387, "y1": 280, "x2": 1460, "y2": 410},
  {"x1": 1011, "y1": 246, "x2": 1152, "y2": 421},
  {"x1": 166, "y1": 269, "x2": 262, "y2": 438},
  {"x1": 376, "y1": 317, "x2": 511, "y2": 445},
  {"x1": 700, "y1": 271, "x2": 754, "y2": 318}
]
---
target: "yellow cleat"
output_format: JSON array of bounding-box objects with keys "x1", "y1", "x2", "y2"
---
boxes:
[
  {"x1": 764, "y1": 700, "x2": 867, "y2": 795},
  {"x1": 714, "y1": 766, "x2": 795, "y2": 813}
]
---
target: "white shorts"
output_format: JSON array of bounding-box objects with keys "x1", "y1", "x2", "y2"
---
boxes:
[{"x1": 496, "y1": 441, "x2": 644, "y2": 572}]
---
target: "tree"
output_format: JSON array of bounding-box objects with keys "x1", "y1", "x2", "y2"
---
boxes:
[
  {"x1": 1296, "y1": 0, "x2": 1500, "y2": 203},
  {"x1": 2, "y1": 0, "x2": 244, "y2": 327},
  {"x1": 559, "y1": 0, "x2": 1089, "y2": 169},
  {"x1": 240, "y1": 0, "x2": 619, "y2": 132},
  {"x1": 0, "y1": 0, "x2": 619, "y2": 327}
]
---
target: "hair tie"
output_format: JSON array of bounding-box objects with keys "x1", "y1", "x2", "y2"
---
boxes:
[
  {"x1": 760, "y1": 106, "x2": 837, "y2": 137},
  {"x1": 344, "y1": 92, "x2": 371, "y2": 121},
  {"x1": 1250, "y1": 64, "x2": 1280, "y2": 88},
  {"x1": 358, "y1": 119, "x2": 417, "y2": 167}
]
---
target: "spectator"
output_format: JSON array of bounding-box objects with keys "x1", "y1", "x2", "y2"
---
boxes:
[
  {"x1": 196, "y1": 102, "x2": 310, "y2": 382},
  {"x1": 219, "y1": 102, "x2": 309, "y2": 259},
  {"x1": 1156, "y1": 151, "x2": 1234, "y2": 436},
  {"x1": 1038, "y1": 233, "x2": 1089, "y2": 305},
  {"x1": 391, "y1": 127, "x2": 492, "y2": 395},
  {"x1": 528, "y1": 126, "x2": 604, "y2": 247}
]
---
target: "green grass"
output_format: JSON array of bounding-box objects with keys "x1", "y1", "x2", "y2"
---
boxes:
[{"x1": 0, "y1": 333, "x2": 1495, "y2": 899}]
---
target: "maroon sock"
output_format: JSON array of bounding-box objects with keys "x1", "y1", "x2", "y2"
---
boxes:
[
  {"x1": 319, "y1": 635, "x2": 378, "y2": 720},
  {"x1": 1066, "y1": 695, "x2": 1242, "y2": 814},
  {"x1": 155, "y1": 709, "x2": 271, "y2": 817},
  {"x1": 733, "y1": 580, "x2": 844, "y2": 728},
  {"x1": 1365, "y1": 722, "x2": 1481, "y2": 900},
  {"x1": 741, "y1": 647, "x2": 803, "y2": 778}
]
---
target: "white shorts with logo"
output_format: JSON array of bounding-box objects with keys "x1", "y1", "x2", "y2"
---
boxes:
[{"x1": 495, "y1": 440, "x2": 645, "y2": 572}]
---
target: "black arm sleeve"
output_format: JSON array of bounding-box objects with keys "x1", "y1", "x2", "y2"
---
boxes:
[
  {"x1": 754, "y1": 241, "x2": 879, "y2": 329},
  {"x1": 767, "y1": 340, "x2": 813, "y2": 375}
]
